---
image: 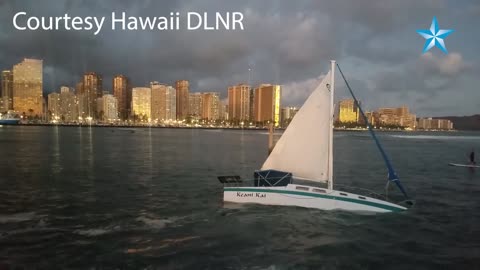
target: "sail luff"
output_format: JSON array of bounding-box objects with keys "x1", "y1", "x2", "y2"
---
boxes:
[{"x1": 328, "y1": 60, "x2": 335, "y2": 190}]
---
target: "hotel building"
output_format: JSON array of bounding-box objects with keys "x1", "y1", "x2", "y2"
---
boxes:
[
  {"x1": 228, "y1": 84, "x2": 250, "y2": 122},
  {"x1": 202, "y1": 92, "x2": 220, "y2": 121},
  {"x1": 113, "y1": 75, "x2": 131, "y2": 120},
  {"x1": 1, "y1": 70, "x2": 13, "y2": 111},
  {"x1": 175, "y1": 80, "x2": 189, "y2": 120},
  {"x1": 338, "y1": 99, "x2": 359, "y2": 123},
  {"x1": 131, "y1": 87, "x2": 151, "y2": 120},
  {"x1": 151, "y1": 82, "x2": 176, "y2": 122},
  {"x1": 13, "y1": 58, "x2": 43, "y2": 116},
  {"x1": 254, "y1": 84, "x2": 281, "y2": 127}
]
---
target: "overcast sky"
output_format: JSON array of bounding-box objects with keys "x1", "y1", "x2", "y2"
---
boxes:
[{"x1": 0, "y1": 0, "x2": 478, "y2": 116}]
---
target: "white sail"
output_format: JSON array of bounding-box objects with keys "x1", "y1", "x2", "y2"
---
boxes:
[{"x1": 261, "y1": 71, "x2": 332, "y2": 182}]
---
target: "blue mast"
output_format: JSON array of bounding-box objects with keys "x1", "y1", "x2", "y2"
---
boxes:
[{"x1": 336, "y1": 64, "x2": 409, "y2": 199}]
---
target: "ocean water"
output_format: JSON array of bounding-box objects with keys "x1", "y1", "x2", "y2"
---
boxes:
[{"x1": 0, "y1": 126, "x2": 479, "y2": 269}]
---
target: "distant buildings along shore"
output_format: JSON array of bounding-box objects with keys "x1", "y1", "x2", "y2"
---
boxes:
[
  {"x1": 0, "y1": 58, "x2": 454, "y2": 130},
  {"x1": 0, "y1": 58, "x2": 285, "y2": 127},
  {"x1": 337, "y1": 99, "x2": 453, "y2": 130}
]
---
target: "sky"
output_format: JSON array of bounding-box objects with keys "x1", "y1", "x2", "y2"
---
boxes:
[{"x1": 0, "y1": 0, "x2": 478, "y2": 117}]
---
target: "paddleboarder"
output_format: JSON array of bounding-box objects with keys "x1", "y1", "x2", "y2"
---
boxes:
[{"x1": 470, "y1": 149, "x2": 476, "y2": 165}]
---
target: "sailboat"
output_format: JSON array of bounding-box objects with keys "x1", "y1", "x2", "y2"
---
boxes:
[{"x1": 219, "y1": 61, "x2": 413, "y2": 213}]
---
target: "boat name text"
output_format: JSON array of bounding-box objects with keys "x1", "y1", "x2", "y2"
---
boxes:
[{"x1": 237, "y1": 192, "x2": 266, "y2": 198}]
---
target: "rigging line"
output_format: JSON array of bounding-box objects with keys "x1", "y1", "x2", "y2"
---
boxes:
[{"x1": 336, "y1": 63, "x2": 409, "y2": 199}]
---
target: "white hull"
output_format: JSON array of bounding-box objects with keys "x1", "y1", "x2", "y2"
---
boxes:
[{"x1": 224, "y1": 184, "x2": 406, "y2": 213}]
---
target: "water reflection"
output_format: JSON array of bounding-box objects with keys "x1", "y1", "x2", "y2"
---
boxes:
[{"x1": 51, "y1": 125, "x2": 61, "y2": 175}]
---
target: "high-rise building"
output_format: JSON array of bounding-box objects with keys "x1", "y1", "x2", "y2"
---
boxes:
[
  {"x1": 338, "y1": 99, "x2": 359, "y2": 123},
  {"x1": 1, "y1": 70, "x2": 13, "y2": 111},
  {"x1": 13, "y1": 58, "x2": 43, "y2": 116},
  {"x1": 281, "y1": 106, "x2": 299, "y2": 127},
  {"x1": 113, "y1": 75, "x2": 131, "y2": 120},
  {"x1": 102, "y1": 94, "x2": 118, "y2": 121},
  {"x1": 219, "y1": 101, "x2": 228, "y2": 121},
  {"x1": 377, "y1": 106, "x2": 416, "y2": 129},
  {"x1": 131, "y1": 87, "x2": 151, "y2": 121},
  {"x1": 151, "y1": 82, "x2": 165, "y2": 122},
  {"x1": 228, "y1": 84, "x2": 250, "y2": 122},
  {"x1": 82, "y1": 72, "x2": 102, "y2": 119},
  {"x1": 249, "y1": 88, "x2": 255, "y2": 122},
  {"x1": 202, "y1": 92, "x2": 220, "y2": 121},
  {"x1": 254, "y1": 84, "x2": 281, "y2": 127},
  {"x1": 175, "y1": 80, "x2": 189, "y2": 120},
  {"x1": 150, "y1": 82, "x2": 176, "y2": 122},
  {"x1": 47, "y1": 92, "x2": 60, "y2": 121},
  {"x1": 96, "y1": 97, "x2": 104, "y2": 118},
  {"x1": 417, "y1": 118, "x2": 453, "y2": 130},
  {"x1": 75, "y1": 81, "x2": 83, "y2": 95},
  {"x1": 189, "y1": 92, "x2": 203, "y2": 119},
  {"x1": 362, "y1": 111, "x2": 377, "y2": 126},
  {"x1": 58, "y1": 86, "x2": 78, "y2": 122}
]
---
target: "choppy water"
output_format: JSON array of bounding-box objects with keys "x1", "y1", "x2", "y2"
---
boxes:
[{"x1": 0, "y1": 126, "x2": 479, "y2": 269}]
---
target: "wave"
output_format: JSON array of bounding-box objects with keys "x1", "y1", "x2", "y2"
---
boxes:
[
  {"x1": 72, "y1": 216, "x2": 182, "y2": 237},
  {"x1": 74, "y1": 228, "x2": 113, "y2": 237},
  {"x1": 389, "y1": 135, "x2": 480, "y2": 140},
  {"x1": 135, "y1": 216, "x2": 173, "y2": 229},
  {"x1": 0, "y1": 212, "x2": 38, "y2": 224}
]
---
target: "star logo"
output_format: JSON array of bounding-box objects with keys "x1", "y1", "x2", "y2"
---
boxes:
[{"x1": 416, "y1": 17, "x2": 454, "y2": 54}]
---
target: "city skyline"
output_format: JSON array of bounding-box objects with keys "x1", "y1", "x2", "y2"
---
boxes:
[
  {"x1": 0, "y1": 56, "x2": 468, "y2": 127},
  {"x1": 0, "y1": 1, "x2": 479, "y2": 117}
]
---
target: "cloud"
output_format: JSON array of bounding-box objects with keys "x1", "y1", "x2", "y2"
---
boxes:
[
  {"x1": 0, "y1": 0, "x2": 478, "y2": 116},
  {"x1": 281, "y1": 73, "x2": 326, "y2": 106},
  {"x1": 419, "y1": 52, "x2": 470, "y2": 76}
]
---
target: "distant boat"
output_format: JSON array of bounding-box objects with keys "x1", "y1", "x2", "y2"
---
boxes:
[
  {"x1": 0, "y1": 111, "x2": 21, "y2": 125},
  {"x1": 219, "y1": 61, "x2": 413, "y2": 213}
]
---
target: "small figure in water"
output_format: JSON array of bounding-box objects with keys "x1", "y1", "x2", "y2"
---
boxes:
[{"x1": 470, "y1": 149, "x2": 476, "y2": 165}]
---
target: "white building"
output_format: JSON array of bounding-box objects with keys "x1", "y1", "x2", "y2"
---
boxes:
[
  {"x1": 165, "y1": 86, "x2": 176, "y2": 121},
  {"x1": 102, "y1": 94, "x2": 118, "y2": 121},
  {"x1": 59, "y1": 86, "x2": 78, "y2": 122}
]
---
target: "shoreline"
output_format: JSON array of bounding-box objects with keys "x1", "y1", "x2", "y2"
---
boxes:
[{"x1": 0, "y1": 123, "x2": 462, "y2": 132}]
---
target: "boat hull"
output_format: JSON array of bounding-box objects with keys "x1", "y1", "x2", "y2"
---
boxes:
[
  {"x1": 0, "y1": 119, "x2": 20, "y2": 125},
  {"x1": 224, "y1": 184, "x2": 406, "y2": 213}
]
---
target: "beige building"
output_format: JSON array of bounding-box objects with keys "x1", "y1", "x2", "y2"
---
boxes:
[
  {"x1": 131, "y1": 87, "x2": 151, "y2": 120},
  {"x1": 102, "y1": 94, "x2": 118, "y2": 121},
  {"x1": 175, "y1": 80, "x2": 189, "y2": 120},
  {"x1": 1, "y1": 70, "x2": 13, "y2": 111},
  {"x1": 417, "y1": 118, "x2": 453, "y2": 130},
  {"x1": 189, "y1": 92, "x2": 203, "y2": 119},
  {"x1": 113, "y1": 75, "x2": 130, "y2": 120},
  {"x1": 228, "y1": 84, "x2": 250, "y2": 122},
  {"x1": 377, "y1": 106, "x2": 416, "y2": 129},
  {"x1": 47, "y1": 92, "x2": 60, "y2": 121},
  {"x1": 13, "y1": 58, "x2": 43, "y2": 116},
  {"x1": 78, "y1": 72, "x2": 102, "y2": 119},
  {"x1": 58, "y1": 86, "x2": 78, "y2": 122},
  {"x1": 151, "y1": 81, "x2": 165, "y2": 121},
  {"x1": 202, "y1": 92, "x2": 220, "y2": 121},
  {"x1": 254, "y1": 84, "x2": 281, "y2": 127},
  {"x1": 281, "y1": 106, "x2": 299, "y2": 127},
  {"x1": 151, "y1": 82, "x2": 176, "y2": 122}
]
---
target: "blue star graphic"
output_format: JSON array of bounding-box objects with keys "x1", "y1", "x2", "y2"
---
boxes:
[{"x1": 416, "y1": 17, "x2": 454, "y2": 54}]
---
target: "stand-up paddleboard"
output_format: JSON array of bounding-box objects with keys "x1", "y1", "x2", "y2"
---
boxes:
[{"x1": 448, "y1": 163, "x2": 480, "y2": 168}]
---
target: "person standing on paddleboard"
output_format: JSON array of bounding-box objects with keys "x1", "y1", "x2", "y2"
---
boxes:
[{"x1": 470, "y1": 149, "x2": 476, "y2": 165}]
